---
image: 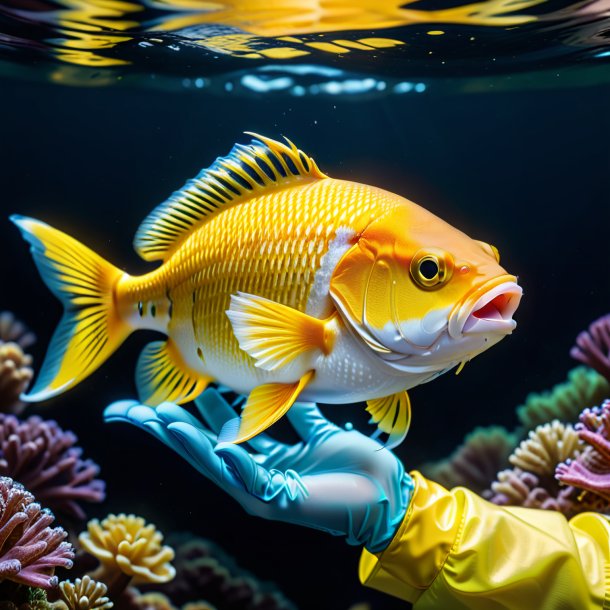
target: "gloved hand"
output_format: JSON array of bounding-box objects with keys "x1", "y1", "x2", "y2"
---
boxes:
[{"x1": 104, "y1": 389, "x2": 414, "y2": 553}]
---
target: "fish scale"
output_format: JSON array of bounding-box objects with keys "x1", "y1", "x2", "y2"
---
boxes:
[{"x1": 143, "y1": 179, "x2": 397, "y2": 382}]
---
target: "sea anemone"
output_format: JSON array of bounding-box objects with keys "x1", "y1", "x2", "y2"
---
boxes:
[
  {"x1": 146, "y1": 535, "x2": 295, "y2": 610},
  {"x1": 56, "y1": 575, "x2": 113, "y2": 610},
  {"x1": 509, "y1": 420, "x2": 583, "y2": 477},
  {"x1": 516, "y1": 366, "x2": 610, "y2": 431},
  {"x1": 0, "y1": 414, "x2": 105, "y2": 520},
  {"x1": 556, "y1": 399, "x2": 610, "y2": 506},
  {"x1": 79, "y1": 514, "x2": 175, "y2": 599},
  {"x1": 420, "y1": 426, "x2": 516, "y2": 494},
  {"x1": 0, "y1": 342, "x2": 33, "y2": 414},
  {"x1": 0, "y1": 476, "x2": 74, "y2": 589},
  {"x1": 571, "y1": 313, "x2": 610, "y2": 383}
]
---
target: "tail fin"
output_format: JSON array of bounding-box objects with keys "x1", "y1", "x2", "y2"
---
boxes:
[{"x1": 11, "y1": 215, "x2": 131, "y2": 402}]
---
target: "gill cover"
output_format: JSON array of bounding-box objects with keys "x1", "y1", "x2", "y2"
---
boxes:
[{"x1": 330, "y1": 230, "x2": 455, "y2": 355}]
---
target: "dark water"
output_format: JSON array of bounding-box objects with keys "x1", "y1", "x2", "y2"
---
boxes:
[{"x1": 1, "y1": 2, "x2": 610, "y2": 608}]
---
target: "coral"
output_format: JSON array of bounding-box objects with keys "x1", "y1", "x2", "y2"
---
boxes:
[
  {"x1": 0, "y1": 343, "x2": 33, "y2": 414},
  {"x1": 488, "y1": 419, "x2": 603, "y2": 518},
  {"x1": 55, "y1": 576, "x2": 113, "y2": 610},
  {"x1": 0, "y1": 586, "x2": 53, "y2": 609},
  {"x1": 0, "y1": 414, "x2": 105, "y2": 521},
  {"x1": 571, "y1": 313, "x2": 610, "y2": 383},
  {"x1": 509, "y1": 420, "x2": 583, "y2": 477},
  {"x1": 182, "y1": 603, "x2": 216, "y2": 610},
  {"x1": 131, "y1": 592, "x2": 176, "y2": 610},
  {"x1": 146, "y1": 535, "x2": 296, "y2": 610},
  {"x1": 420, "y1": 426, "x2": 516, "y2": 494},
  {"x1": 488, "y1": 468, "x2": 581, "y2": 516},
  {"x1": 0, "y1": 313, "x2": 36, "y2": 415},
  {"x1": 0, "y1": 477, "x2": 74, "y2": 589},
  {"x1": 79, "y1": 514, "x2": 175, "y2": 599},
  {"x1": 556, "y1": 400, "x2": 610, "y2": 506},
  {"x1": 0, "y1": 312, "x2": 36, "y2": 350},
  {"x1": 516, "y1": 366, "x2": 610, "y2": 431}
]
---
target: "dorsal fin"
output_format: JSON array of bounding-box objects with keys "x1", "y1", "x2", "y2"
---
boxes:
[{"x1": 134, "y1": 133, "x2": 327, "y2": 262}]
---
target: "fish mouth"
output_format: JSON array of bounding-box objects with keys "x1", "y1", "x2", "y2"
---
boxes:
[{"x1": 449, "y1": 276, "x2": 522, "y2": 338}]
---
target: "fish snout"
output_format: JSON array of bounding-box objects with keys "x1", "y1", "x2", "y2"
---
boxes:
[{"x1": 449, "y1": 277, "x2": 522, "y2": 338}]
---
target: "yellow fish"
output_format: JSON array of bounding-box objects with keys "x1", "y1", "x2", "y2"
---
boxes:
[{"x1": 12, "y1": 134, "x2": 522, "y2": 447}]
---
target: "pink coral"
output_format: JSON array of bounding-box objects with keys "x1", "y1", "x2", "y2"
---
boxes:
[
  {"x1": 0, "y1": 476, "x2": 74, "y2": 588},
  {"x1": 0, "y1": 414, "x2": 105, "y2": 520},
  {"x1": 571, "y1": 313, "x2": 610, "y2": 382},
  {"x1": 555, "y1": 399, "x2": 610, "y2": 505}
]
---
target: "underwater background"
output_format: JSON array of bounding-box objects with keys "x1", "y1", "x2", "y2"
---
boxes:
[{"x1": 1, "y1": 0, "x2": 610, "y2": 607}]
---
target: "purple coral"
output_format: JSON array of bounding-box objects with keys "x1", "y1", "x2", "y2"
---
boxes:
[
  {"x1": 0, "y1": 476, "x2": 74, "y2": 588},
  {"x1": 0, "y1": 414, "x2": 105, "y2": 520},
  {"x1": 571, "y1": 313, "x2": 610, "y2": 382},
  {"x1": 556, "y1": 399, "x2": 610, "y2": 504}
]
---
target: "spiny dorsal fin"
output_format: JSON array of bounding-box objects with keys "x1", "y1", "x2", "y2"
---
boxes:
[{"x1": 134, "y1": 133, "x2": 327, "y2": 262}]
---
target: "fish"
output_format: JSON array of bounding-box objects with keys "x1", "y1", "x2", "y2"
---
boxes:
[{"x1": 11, "y1": 133, "x2": 522, "y2": 448}]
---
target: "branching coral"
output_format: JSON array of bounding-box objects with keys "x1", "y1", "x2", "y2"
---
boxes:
[
  {"x1": 0, "y1": 477, "x2": 74, "y2": 589},
  {"x1": 488, "y1": 468, "x2": 579, "y2": 514},
  {"x1": 509, "y1": 420, "x2": 583, "y2": 477},
  {"x1": 571, "y1": 314, "x2": 610, "y2": 383},
  {"x1": 556, "y1": 400, "x2": 610, "y2": 506},
  {"x1": 488, "y1": 420, "x2": 605, "y2": 518},
  {"x1": 55, "y1": 576, "x2": 113, "y2": 610},
  {"x1": 79, "y1": 514, "x2": 175, "y2": 600},
  {"x1": 146, "y1": 536, "x2": 296, "y2": 610},
  {"x1": 420, "y1": 426, "x2": 516, "y2": 495},
  {"x1": 0, "y1": 414, "x2": 105, "y2": 521},
  {"x1": 516, "y1": 366, "x2": 610, "y2": 431}
]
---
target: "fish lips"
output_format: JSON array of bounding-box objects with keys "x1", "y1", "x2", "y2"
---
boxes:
[{"x1": 449, "y1": 277, "x2": 523, "y2": 339}]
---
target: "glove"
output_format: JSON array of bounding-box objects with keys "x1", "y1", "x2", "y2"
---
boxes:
[{"x1": 104, "y1": 389, "x2": 414, "y2": 553}]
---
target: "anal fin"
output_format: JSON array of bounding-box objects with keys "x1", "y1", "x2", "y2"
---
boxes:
[
  {"x1": 136, "y1": 340, "x2": 212, "y2": 406},
  {"x1": 223, "y1": 371, "x2": 314, "y2": 444},
  {"x1": 366, "y1": 390, "x2": 411, "y2": 449},
  {"x1": 226, "y1": 292, "x2": 336, "y2": 371}
]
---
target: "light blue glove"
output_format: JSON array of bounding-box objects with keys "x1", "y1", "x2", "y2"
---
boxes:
[{"x1": 104, "y1": 389, "x2": 414, "y2": 553}]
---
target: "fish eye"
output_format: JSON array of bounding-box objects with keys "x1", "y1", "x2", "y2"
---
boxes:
[
  {"x1": 419, "y1": 258, "x2": 439, "y2": 280},
  {"x1": 410, "y1": 249, "x2": 453, "y2": 290}
]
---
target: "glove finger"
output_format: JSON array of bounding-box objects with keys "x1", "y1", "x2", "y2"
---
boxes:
[
  {"x1": 156, "y1": 402, "x2": 208, "y2": 429},
  {"x1": 286, "y1": 402, "x2": 338, "y2": 441},
  {"x1": 194, "y1": 388, "x2": 236, "y2": 433},
  {"x1": 196, "y1": 389, "x2": 286, "y2": 455},
  {"x1": 215, "y1": 442, "x2": 303, "y2": 501},
  {"x1": 104, "y1": 402, "x2": 209, "y2": 467},
  {"x1": 104, "y1": 400, "x2": 150, "y2": 424},
  {"x1": 167, "y1": 422, "x2": 228, "y2": 483}
]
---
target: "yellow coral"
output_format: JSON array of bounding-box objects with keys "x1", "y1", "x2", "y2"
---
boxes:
[
  {"x1": 79, "y1": 514, "x2": 175, "y2": 585},
  {"x1": 510, "y1": 420, "x2": 583, "y2": 476},
  {"x1": 56, "y1": 575, "x2": 113, "y2": 610},
  {"x1": 0, "y1": 342, "x2": 33, "y2": 411},
  {"x1": 133, "y1": 592, "x2": 177, "y2": 610}
]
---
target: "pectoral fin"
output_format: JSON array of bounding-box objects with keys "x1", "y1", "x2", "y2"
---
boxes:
[
  {"x1": 226, "y1": 292, "x2": 336, "y2": 371},
  {"x1": 366, "y1": 390, "x2": 411, "y2": 449},
  {"x1": 221, "y1": 371, "x2": 314, "y2": 444},
  {"x1": 136, "y1": 340, "x2": 212, "y2": 406}
]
